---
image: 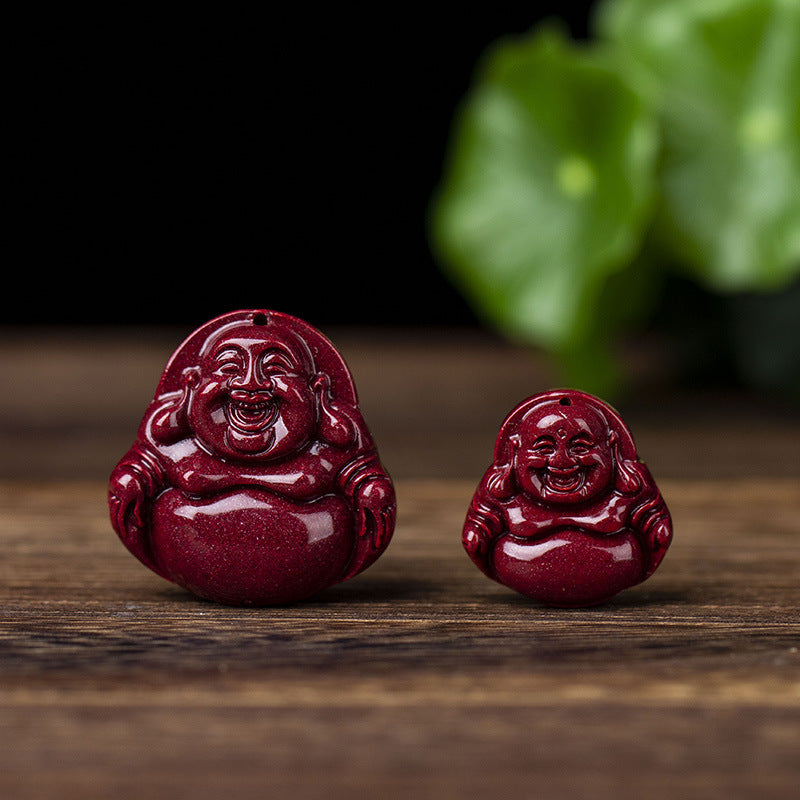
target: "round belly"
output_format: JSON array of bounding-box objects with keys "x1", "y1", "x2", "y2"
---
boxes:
[
  {"x1": 151, "y1": 488, "x2": 354, "y2": 605},
  {"x1": 492, "y1": 528, "x2": 645, "y2": 607}
]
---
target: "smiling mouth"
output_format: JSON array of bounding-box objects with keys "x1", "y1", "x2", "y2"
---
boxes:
[
  {"x1": 225, "y1": 397, "x2": 279, "y2": 434},
  {"x1": 544, "y1": 468, "x2": 584, "y2": 493}
]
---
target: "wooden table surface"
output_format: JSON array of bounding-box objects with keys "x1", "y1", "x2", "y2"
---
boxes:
[{"x1": 1, "y1": 326, "x2": 799, "y2": 800}]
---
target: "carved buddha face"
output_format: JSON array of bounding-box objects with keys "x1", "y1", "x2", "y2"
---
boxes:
[
  {"x1": 514, "y1": 401, "x2": 614, "y2": 506},
  {"x1": 186, "y1": 323, "x2": 316, "y2": 461}
]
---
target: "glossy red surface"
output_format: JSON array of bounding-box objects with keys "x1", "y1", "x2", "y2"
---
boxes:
[
  {"x1": 109, "y1": 310, "x2": 396, "y2": 605},
  {"x1": 463, "y1": 390, "x2": 672, "y2": 607}
]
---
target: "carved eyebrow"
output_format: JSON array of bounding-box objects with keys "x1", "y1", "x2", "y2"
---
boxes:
[
  {"x1": 258, "y1": 351, "x2": 301, "y2": 378},
  {"x1": 213, "y1": 345, "x2": 245, "y2": 362},
  {"x1": 531, "y1": 435, "x2": 556, "y2": 447},
  {"x1": 259, "y1": 348, "x2": 296, "y2": 367}
]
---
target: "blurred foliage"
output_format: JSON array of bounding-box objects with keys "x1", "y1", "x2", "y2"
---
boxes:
[{"x1": 430, "y1": 0, "x2": 800, "y2": 400}]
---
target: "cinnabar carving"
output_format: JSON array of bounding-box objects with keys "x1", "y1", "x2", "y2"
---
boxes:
[
  {"x1": 463, "y1": 390, "x2": 672, "y2": 606},
  {"x1": 109, "y1": 310, "x2": 395, "y2": 605}
]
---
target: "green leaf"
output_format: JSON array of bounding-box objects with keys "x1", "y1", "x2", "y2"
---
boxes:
[
  {"x1": 597, "y1": 0, "x2": 800, "y2": 291},
  {"x1": 429, "y1": 25, "x2": 658, "y2": 395}
]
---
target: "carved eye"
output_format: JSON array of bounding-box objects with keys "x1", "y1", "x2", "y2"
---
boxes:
[
  {"x1": 216, "y1": 358, "x2": 242, "y2": 376},
  {"x1": 260, "y1": 354, "x2": 294, "y2": 379},
  {"x1": 263, "y1": 363, "x2": 287, "y2": 377},
  {"x1": 532, "y1": 441, "x2": 555, "y2": 456},
  {"x1": 570, "y1": 440, "x2": 593, "y2": 455},
  {"x1": 213, "y1": 347, "x2": 245, "y2": 376}
]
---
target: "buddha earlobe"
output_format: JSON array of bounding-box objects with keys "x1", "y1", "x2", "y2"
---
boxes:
[
  {"x1": 610, "y1": 430, "x2": 643, "y2": 495},
  {"x1": 312, "y1": 373, "x2": 355, "y2": 448},
  {"x1": 486, "y1": 433, "x2": 519, "y2": 500},
  {"x1": 151, "y1": 367, "x2": 197, "y2": 444}
]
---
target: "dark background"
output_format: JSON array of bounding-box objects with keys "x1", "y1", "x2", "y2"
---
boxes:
[{"x1": 17, "y1": 4, "x2": 599, "y2": 329}]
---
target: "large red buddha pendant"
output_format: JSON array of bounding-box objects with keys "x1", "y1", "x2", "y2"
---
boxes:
[
  {"x1": 463, "y1": 390, "x2": 672, "y2": 607},
  {"x1": 109, "y1": 310, "x2": 396, "y2": 605}
]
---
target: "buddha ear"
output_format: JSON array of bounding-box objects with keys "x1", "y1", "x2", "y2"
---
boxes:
[
  {"x1": 151, "y1": 367, "x2": 197, "y2": 444},
  {"x1": 610, "y1": 429, "x2": 642, "y2": 495},
  {"x1": 486, "y1": 433, "x2": 520, "y2": 500},
  {"x1": 312, "y1": 373, "x2": 355, "y2": 448},
  {"x1": 182, "y1": 366, "x2": 200, "y2": 388}
]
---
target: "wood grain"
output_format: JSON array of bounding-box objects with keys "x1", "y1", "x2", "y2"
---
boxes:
[
  {"x1": 1, "y1": 476, "x2": 798, "y2": 800},
  {"x1": 1, "y1": 329, "x2": 799, "y2": 799}
]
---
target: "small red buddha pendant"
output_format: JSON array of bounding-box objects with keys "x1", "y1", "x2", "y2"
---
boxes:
[
  {"x1": 109, "y1": 310, "x2": 396, "y2": 605},
  {"x1": 463, "y1": 390, "x2": 672, "y2": 607}
]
